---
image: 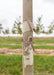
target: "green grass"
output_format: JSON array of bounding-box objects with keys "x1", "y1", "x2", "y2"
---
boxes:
[
  {"x1": 0, "y1": 37, "x2": 22, "y2": 44},
  {"x1": 0, "y1": 55, "x2": 54, "y2": 75},
  {"x1": 0, "y1": 45, "x2": 22, "y2": 49},
  {"x1": 0, "y1": 55, "x2": 22, "y2": 75},
  {"x1": 0, "y1": 45, "x2": 54, "y2": 50},
  {"x1": 0, "y1": 37, "x2": 54, "y2": 49},
  {"x1": 34, "y1": 55, "x2": 54, "y2": 74},
  {"x1": 0, "y1": 37, "x2": 54, "y2": 44},
  {"x1": 33, "y1": 38, "x2": 54, "y2": 44},
  {"x1": 34, "y1": 45, "x2": 54, "y2": 50}
]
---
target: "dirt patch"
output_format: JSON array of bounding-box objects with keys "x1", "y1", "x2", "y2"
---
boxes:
[
  {"x1": 46, "y1": 44, "x2": 54, "y2": 46},
  {"x1": 34, "y1": 49, "x2": 54, "y2": 56},
  {"x1": 0, "y1": 48, "x2": 54, "y2": 56},
  {"x1": 0, "y1": 43, "x2": 54, "y2": 46},
  {"x1": 0, "y1": 44, "x2": 21, "y2": 46},
  {"x1": 34, "y1": 44, "x2": 54, "y2": 46},
  {"x1": 0, "y1": 48, "x2": 22, "y2": 54}
]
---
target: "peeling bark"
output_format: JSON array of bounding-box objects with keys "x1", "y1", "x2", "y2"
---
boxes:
[
  {"x1": 22, "y1": 21, "x2": 33, "y2": 75},
  {"x1": 23, "y1": 0, "x2": 33, "y2": 75}
]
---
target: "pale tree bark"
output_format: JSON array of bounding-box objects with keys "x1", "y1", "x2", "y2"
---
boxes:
[{"x1": 22, "y1": 0, "x2": 34, "y2": 75}]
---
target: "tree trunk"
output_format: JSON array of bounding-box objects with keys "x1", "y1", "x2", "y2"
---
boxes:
[{"x1": 22, "y1": 0, "x2": 33, "y2": 75}]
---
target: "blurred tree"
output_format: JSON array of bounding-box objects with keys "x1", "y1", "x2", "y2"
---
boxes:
[
  {"x1": 2, "y1": 28, "x2": 9, "y2": 34},
  {"x1": 0, "y1": 24, "x2": 3, "y2": 34},
  {"x1": 12, "y1": 21, "x2": 22, "y2": 34},
  {"x1": 35, "y1": 16, "x2": 44, "y2": 34},
  {"x1": 12, "y1": 29, "x2": 16, "y2": 34},
  {"x1": 12, "y1": 24, "x2": 17, "y2": 34},
  {"x1": 48, "y1": 21, "x2": 54, "y2": 34}
]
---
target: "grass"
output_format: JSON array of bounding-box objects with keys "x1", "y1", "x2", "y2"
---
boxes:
[
  {"x1": 34, "y1": 45, "x2": 54, "y2": 50},
  {"x1": 0, "y1": 37, "x2": 54, "y2": 49},
  {"x1": 0, "y1": 37, "x2": 54, "y2": 44},
  {"x1": 34, "y1": 55, "x2": 54, "y2": 75},
  {"x1": 0, "y1": 55, "x2": 22, "y2": 75},
  {"x1": 0, "y1": 37, "x2": 22, "y2": 44},
  {"x1": 0, "y1": 55, "x2": 54, "y2": 75},
  {"x1": 0, "y1": 45, "x2": 54, "y2": 50},
  {"x1": 0, "y1": 45, "x2": 22, "y2": 49},
  {"x1": 33, "y1": 38, "x2": 54, "y2": 44}
]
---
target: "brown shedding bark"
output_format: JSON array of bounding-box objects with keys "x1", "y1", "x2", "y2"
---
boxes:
[{"x1": 23, "y1": 0, "x2": 33, "y2": 75}]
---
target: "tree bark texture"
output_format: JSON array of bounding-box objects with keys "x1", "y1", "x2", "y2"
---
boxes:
[{"x1": 23, "y1": 0, "x2": 33, "y2": 75}]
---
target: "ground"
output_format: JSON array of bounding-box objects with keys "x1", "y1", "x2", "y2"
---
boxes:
[
  {"x1": 0, "y1": 37, "x2": 54, "y2": 75},
  {"x1": 0, "y1": 48, "x2": 54, "y2": 56},
  {"x1": 0, "y1": 37, "x2": 54, "y2": 55},
  {"x1": 0, "y1": 55, "x2": 54, "y2": 75}
]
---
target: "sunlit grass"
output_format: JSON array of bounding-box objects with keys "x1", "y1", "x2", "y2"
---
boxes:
[
  {"x1": 0, "y1": 37, "x2": 54, "y2": 49},
  {"x1": 34, "y1": 45, "x2": 54, "y2": 50},
  {"x1": 0, "y1": 37, "x2": 54, "y2": 44},
  {"x1": 0, "y1": 55, "x2": 54, "y2": 75},
  {"x1": 33, "y1": 38, "x2": 54, "y2": 44},
  {"x1": 0, "y1": 45, "x2": 54, "y2": 50},
  {"x1": 0, "y1": 45, "x2": 22, "y2": 49},
  {"x1": 0, "y1": 37, "x2": 22, "y2": 44}
]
